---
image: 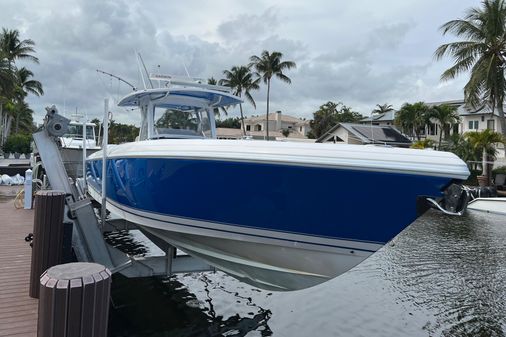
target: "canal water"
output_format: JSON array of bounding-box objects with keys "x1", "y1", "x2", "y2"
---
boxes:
[{"x1": 108, "y1": 209, "x2": 506, "y2": 337}]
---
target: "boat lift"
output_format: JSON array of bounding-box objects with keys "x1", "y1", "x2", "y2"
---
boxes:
[{"x1": 33, "y1": 105, "x2": 214, "y2": 277}]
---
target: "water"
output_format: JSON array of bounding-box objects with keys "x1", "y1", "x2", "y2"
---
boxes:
[{"x1": 107, "y1": 209, "x2": 506, "y2": 337}]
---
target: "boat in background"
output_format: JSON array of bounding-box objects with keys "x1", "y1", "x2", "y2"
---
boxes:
[
  {"x1": 60, "y1": 121, "x2": 100, "y2": 179},
  {"x1": 86, "y1": 78, "x2": 470, "y2": 291},
  {"x1": 467, "y1": 197, "x2": 506, "y2": 215}
]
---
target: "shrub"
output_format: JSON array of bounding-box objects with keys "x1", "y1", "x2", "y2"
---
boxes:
[
  {"x1": 3, "y1": 133, "x2": 31, "y2": 154},
  {"x1": 411, "y1": 139, "x2": 435, "y2": 149},
  {"x1": 492, "y1": 166, "x2": 506, "y2": 176}
]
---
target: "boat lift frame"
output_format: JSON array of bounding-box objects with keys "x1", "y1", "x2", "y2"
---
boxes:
[{"x1": 33, "y1": 105, "x2": 214, "y2": 278}]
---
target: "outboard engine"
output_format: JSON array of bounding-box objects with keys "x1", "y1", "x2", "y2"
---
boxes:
[
  {"x1": 442, "y1": 184, "x2": 469, "y2": 214},
  {"x1": 426, "y1": 183, "x2": 469, "y2": 216}
]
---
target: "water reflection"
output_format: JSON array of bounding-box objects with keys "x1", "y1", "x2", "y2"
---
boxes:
[
  {"x1": 380, "y1": 210, "x2": 506, "y2": 336},
  {"x1": 107, "y1": 209, "x2": 506, "y2": 336},
  {"x1": 109, "y1": 274, "x2": 272, "y2": 337}
]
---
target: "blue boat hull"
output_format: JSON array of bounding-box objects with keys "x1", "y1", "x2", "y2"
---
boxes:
[
  {"x1": 86, "y1": 157, "x2": 454, "y2": 290},
  {"x1": 87, "y1": 157, "x2": 451, "y2": 244}
]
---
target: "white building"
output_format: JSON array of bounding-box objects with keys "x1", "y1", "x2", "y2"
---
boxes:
[
  {"x1": 359, "y1": 110, "x2": 396, "y2": 127},
  {"x1": 360, "y1": 100, "x2": 505, "y2": 166},
  {"x1": 242, "y1": 111, "x2": 311, "y2": 138}
]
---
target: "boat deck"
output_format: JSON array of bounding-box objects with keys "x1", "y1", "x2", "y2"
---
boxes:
[{"x1": 0, "y1": 194, "x2": 37, "y2": 337}]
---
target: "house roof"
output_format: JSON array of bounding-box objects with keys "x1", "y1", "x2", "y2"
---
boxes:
[
  {"x1": 425, "y1": 99, "x2": 464, "y2": 108},
  {"x1": 361, "y1": 110, "x2": 396, "y2": 122},
  {"x1": 317, "y1": 123, "x2": 412, "y2": 146},
  {"x1": 456, "y1": 104, "x2": 503, "y2": 117},
  {"x1": 245, "y1": 112, "x2": 306, "y2": 124},
  {"x1": 216, "y1": 127, "x2": 307, "y2": 139}
]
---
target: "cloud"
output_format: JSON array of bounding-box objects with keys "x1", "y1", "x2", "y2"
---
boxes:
[{"x1": 0, "y1": 0, "x2": 477, "y2": 124}]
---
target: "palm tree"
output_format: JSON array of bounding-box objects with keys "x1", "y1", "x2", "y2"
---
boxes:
[
  {"x1": 207, "y1": 77, "x2": 227, "y2": 118},
  {"x1": 219, "y1": 66, "x2": 259, "y2": 135},
  {"x1": 12, "y1": 100, "x2": 34, "y2": 133},
  {"x1": 0, "y1": 28, "x2": 39, "y2": 69},
  {"x1": 465, "y1": 129, "x2": 505, "y2": 181},
  {"x1": 0, "y1": 52, "x2": 15, "y2": 96},
  {"x1": 250, "y1": 51, "x2": 296, "y2": 140},
  {"x1": 434, "y1": 0, "x2": 506, "y2": 137},
  {"x1": 0, "y1": 29, "x2": 40, "y2": 146},
  {"x1": 395, "y1": 102, "x2": 431, "y2": 140},
  {"x1": 430, "y1": 104, "x2": 460, "y2": 149},
  {"x1": 16, "y1": 67, "x2": 43, "y2": 98},
  {"x1": 373, "y1": 103, "x2": 394, "y2": 115}
]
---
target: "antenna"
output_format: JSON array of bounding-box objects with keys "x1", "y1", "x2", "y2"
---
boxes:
[
  {"x1": 135, "y1": 51, "x2": 147, "y2": 89},
  {"x1": 182, "y1": 63, "x2": 191, "y2": 78},
  {"x1": 137, "y1": 53, "x2": 154, "y2": 89}
]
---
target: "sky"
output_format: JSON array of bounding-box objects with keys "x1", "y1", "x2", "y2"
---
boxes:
[{"x1": 0, "y1": 0, "x2": 479, "y2": 125}]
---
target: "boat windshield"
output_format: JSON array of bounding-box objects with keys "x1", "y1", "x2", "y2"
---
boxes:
[
  {"x1": 153, "y1": 107, "x2": 211, "y2": 139},
  {"x1": 63, "y1": 124, "x2": 95, "y2": 140}
]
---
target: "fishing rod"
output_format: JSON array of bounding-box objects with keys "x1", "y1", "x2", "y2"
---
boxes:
[{"x1": 96, "y1": 69, "x2": 136, "y2": 91}]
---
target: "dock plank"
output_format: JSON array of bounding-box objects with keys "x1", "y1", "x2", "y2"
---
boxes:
[{"x1": 0, "y1": 200, "x2": 37, "y2": 337}]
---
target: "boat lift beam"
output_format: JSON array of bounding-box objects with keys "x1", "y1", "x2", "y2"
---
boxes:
[{"x1": 33, "y1": 105, "x2": 214, "y2": 278}]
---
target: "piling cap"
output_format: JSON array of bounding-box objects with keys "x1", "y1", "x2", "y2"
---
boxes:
[{"x1": 45, "y1": 262, "x2": 110, "y2": 280}]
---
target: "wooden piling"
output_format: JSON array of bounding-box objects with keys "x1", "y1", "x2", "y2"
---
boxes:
[
  {"x1": 37, "y1": 262, "x2": 111, "y2": 337},
  {"x1": 29, "y1": 190, "x2": 66, "y2": 299}
]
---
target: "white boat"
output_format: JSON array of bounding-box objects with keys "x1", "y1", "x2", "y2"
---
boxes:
[
  {"x1": 86, "y1": 79, "x2": 470, "y2": 291},
  {"x1": 467, "y1": 197, "x2": 506, "y2": 215},
  {"x1": 60, "y1": 121, "x2": 100, "y2": 179}
]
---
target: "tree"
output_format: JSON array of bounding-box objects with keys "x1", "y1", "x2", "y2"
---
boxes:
[
  {"x1": 0, "y1": 28, "x2": 41, "y2": 146},
  {"x1": 207, "y1": 77, "x2": 227, "y2": 118},
  {"x1": 108, "y1": 121, "x2": 140, "y2": 144},
  {"x1": 373, "y1": 103, "x2": 394, "y2": 114},
  {"x1": 442, "y1": 133, "x2": 478, "y2": 167},
  {"x1": 395, "y1": 102, "x2": 431, "y2": 140},
  {"x1": 430, "y1": 104, "x2": 460, "y2": 149},
  {"x1": 250, "y1": 51, "x2": 296, "y2": 140},
  {"x1": 434, "y1": 0, "x2": 506, "y2": 137},
  {"x1": 155, "y1": 109, "x2": 197, "y2": 131},
  {"x1": 16, "y1": 67, "x2": 43, "y2": 98},
  {"x1": 465, "y1": 129, "x2": 505, "y2": 178},
  {"x1": 308, "y1": 101, "x2": 363, "y2": 139},
  {"x1": 215, "y1": 117, "x2": 241, "y2": 129},
  {"x1": 11, "y1": 100, "x2": 34, "y2": 133},
  {"x1": 219, "y1": 66, "x2": 259, "y2": 135},
  {"x1": 0, "y1": 28, "x2": 38, "y2": 69}
]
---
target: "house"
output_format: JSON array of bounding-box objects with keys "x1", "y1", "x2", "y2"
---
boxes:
[
  {"x1": 359, "y1": 110, "x2": 396, "y2": 127},
  {"x1": 360, "y1": 99, "x2": 504, "y2": 140},
  {"x1": 316, "y1": 123, "x2": 412, "y2": 147},
  {"x1": 216, "y1": 126, "x2": 312, "y2": 141},
  {"x1": 242, "y1": 111, "x2": 311, "y2": 139}
]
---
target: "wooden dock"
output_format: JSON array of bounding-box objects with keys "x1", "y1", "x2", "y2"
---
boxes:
[{"x1": 0, "y1": 197, "x2": 37, "y2": 337}]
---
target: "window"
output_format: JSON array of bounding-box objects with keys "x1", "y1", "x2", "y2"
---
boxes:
[
  {"x1": 254, "y1": 124, "x2": 262, "y2": 131},
  {"x1": 468, "y1": 120, "x2": 479, "y2": 130},
  {"x1": 63, "y1": 124, "x2": 95, "y2": 140},
  {"x1": 246, "y1": 125, "x2": 251, "y2": 131},
  {"x1": 487, "y1": 119, "x2": 495, "y2": 131},
  {"x1": 428, "y1": 123, "x2": 436, "y2": 136},
  {"x1": 299, "y1": 126, "x2": 302, "y2": 132}
]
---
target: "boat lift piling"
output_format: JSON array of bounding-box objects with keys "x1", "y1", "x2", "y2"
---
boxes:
[{"x1": 100, "y1": 98, "x2": 109, "y2": 229}]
